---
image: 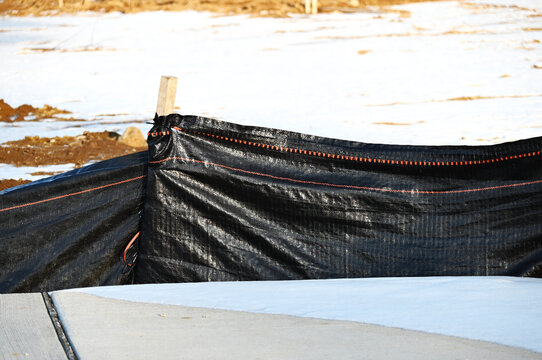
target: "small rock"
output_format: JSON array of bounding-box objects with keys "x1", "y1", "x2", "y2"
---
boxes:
[{"x1": 118, "y1": 127, "x2": 147, "y2": 148}]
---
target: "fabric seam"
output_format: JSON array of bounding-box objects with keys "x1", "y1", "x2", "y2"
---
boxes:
[
  {"x1": 149, "y1": 156, "x2": 542, "y2": 195},
  {"x1": 0, "y1": 175, "x2": 146, "y2": 213},
  {"x1": 155, "y1": 126, "x2": 542, "y2": 167}
]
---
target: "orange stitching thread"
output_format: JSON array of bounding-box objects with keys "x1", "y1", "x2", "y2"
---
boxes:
[
  {"x1": 149, "y1": 156, "x2": 542, "y2": 195},
  {"x1": 169, "y1": 127, "x2": 541, "y2": 167},
  {"x1": 123, "y1": 231, "x2": 140, "y2": 267},
  {"x1": 0, "y1": 175, "x2": 147, "y2": 213},
  {"x1": 148, "y1": 131, "x2": 171, "y2": 136}
]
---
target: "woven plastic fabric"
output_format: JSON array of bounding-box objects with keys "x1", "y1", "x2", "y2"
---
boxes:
[
  {"x1": 0, "y1": 152, "x2": 147, "y2": 293},
  {"x1": 2, "y1": 114, "x2": 542, "y2": 293},
  {"x1": 136, "y1": 114, "x2": 542, "y2": 283}
]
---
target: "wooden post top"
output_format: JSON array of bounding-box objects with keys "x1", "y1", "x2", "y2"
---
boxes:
[{"x1": 156, "y1": 76, "x2": 178, "y2": 116}]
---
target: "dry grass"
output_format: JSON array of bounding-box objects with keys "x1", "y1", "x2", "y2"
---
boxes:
[{"x1": 0, "y1": 0, "x2": 441, "y2": 17}]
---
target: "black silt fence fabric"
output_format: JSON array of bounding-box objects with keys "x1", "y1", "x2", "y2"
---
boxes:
[
  {"x1": 136, "y1": 114, "x2": 542, "y2": 283},
  {"x1": 0, "y1": 152, "x2": 148, "y2": 293}
]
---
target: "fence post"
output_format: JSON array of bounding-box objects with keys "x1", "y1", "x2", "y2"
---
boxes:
[
  {"x1": 305, "y1": 0, "x2": 318, "y2": 14},
  {"x1": 156, "y1": 76, "x2": 178, "y2": 116}
]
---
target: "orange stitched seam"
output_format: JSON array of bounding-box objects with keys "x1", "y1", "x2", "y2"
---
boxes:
[
  {"x1": 150, "y1": 156, "x2": 542, "y2": 195},
  {"x1": 123, "y1": 231, "x2": 140, "y2": 267},
  {"x1": 147, "y1": 131, "x2": 171, "y2": 136},
  {"x1": 0, "y1": 175, "x2": 147, "y2": 213},
  {"x1": 165, "y1": 127, "x2": 541, "y2": 167}
]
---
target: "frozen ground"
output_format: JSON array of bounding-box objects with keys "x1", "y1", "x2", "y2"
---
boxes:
[
  {"x1": 0, "y1": 163, "x2": 76, "y2": 181},
  {"x1": 0, "y1": 0, "x2": 541, "y2": 150},
  {"x1": 72, "y1": 276, "x2": 542, "y2": 353}
]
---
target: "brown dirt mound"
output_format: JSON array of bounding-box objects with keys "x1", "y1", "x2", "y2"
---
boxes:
[
  {"x1": 0, "y1": 179, "x2": 32, "y2": 191},
  {"x1": 1, "y1": 131, "x2": 147, "y2": 167},
  {"x1": 0, "y1": 99, "x2": 74, "y2": 122},
  {"x1": 0, "y1": 0, "x2": 438, "y2": 17}
]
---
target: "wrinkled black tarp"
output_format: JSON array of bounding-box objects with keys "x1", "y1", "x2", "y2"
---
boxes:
[
  {"x1": 2, "y1": 115, "x2": 542, "y2": 293},
  {"x1": 0, "y1": 152, "x2": 147, "y2": 293},
  {"x1": 136, "y1": 114, "x2": 542, "y2": 283}
]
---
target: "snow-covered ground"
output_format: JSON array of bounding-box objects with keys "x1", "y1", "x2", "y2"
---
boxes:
[
  {"x1": 0, "y1": 163, "x2": 76, "y2": 181},
  {"x1": 1, "y1": 0, "x2": 541, "y2": 180},
  {"x1": 72, "y1": 276, "x2": 542, "y2": 352},
  {"x1": 1, "y1": 0, "x2": 541, "y2": 149}
]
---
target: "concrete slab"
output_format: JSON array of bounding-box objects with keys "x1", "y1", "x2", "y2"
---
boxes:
[
  {"x1": 52, "y1": 291, "x2": 542, "y2": 360},
  {"x1": 0, "y1": 293, "x2": 67, "y2": 360},
  {"x1": 73, "y1": 277, "x2": 542, "y2": 352}
]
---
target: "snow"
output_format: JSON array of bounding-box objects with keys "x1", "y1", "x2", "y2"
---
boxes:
[
  {"x1": 0, "y1": 116, "x2": 148, "y2": 144},
  {"x1": 1, "y1": 0, "x2": 541, "y2": 149},
  {"x1": 0, "y1": 0, "x2": 541, "y2": 180},
  {"x1": 0, "y1": 163, "x2": 75, "y2": 181},
  {"x1": 71, "y1": 276, "x2": 542, "y2": 352}
]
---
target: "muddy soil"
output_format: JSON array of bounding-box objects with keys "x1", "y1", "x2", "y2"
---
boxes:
[
  {"x1": 0, "y1": 95, "x2": 149, "y2": 192},
  {"x1": 0, "y1": 99, "x2": 80, "y2": 122},
  {"x1": 1, "y1": 131, "x2": 147, "y2": 168},
  {"x1": 0, "y1": 0, "x2": 437, "y2": 17},
  {"x1": 0, "y1": 99, "x2": 148, "y2": 191},
  {"x1": 0, "y1": 131, "x2": 147, "y2": 190},
  {"x1": 0, "y1": 179, "x2": 32, "y2": 191}
]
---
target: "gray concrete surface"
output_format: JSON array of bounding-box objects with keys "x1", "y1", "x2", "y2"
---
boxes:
[
  {"x1": 0, "y1": 293, "x2": 67, "y2": 360},
  {"x1": 51, "y1": 291, "x2": 542, "y2": 360}
]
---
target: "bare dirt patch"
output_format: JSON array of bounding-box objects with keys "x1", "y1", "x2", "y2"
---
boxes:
[
  {"x1": 0, "y1": 98, "x2": 147, "y2": 191},
  {"x1": 0, "y1": 100, "x2": 148, "y2": 191},
  {"x1": 0, "y1": 99, "x2": 80, "y2": 122},
  {"x1": 461, "y1": 2, "x2": 538, "y2": 13},
  {"x1": 0, "y1": 0, "x2": 441, "y2": 17},
  {"x1": 30, "y1": 171, "x2": 61, "y2": 176},
  {"x1": 0, "y1": 179, "x2": 32, "y2": 191},
  {"x1": 1, "y1": 131, "x2": 147, "y2": 168},
  {"x1": 368, "y1": 94, "x2": 542, "y2": 107},
  {"x1": 447, "y1": 95, "x2": 541, "y2": 101}
]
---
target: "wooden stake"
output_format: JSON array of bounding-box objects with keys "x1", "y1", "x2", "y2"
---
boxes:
[
  {"x1": 156, "y1": 76, "x2": 178, "y2": 116},
  {"x1": 305, "y1": 0, "x2": 317, "y2": 15}
]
